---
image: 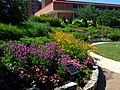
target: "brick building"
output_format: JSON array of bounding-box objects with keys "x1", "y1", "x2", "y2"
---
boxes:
[
  {"x1": 26, "y1": 0, "x2": 41, "y2": 17},
  {"x1": 35, "y1": 0, "x2": 120, "y2": 19}
]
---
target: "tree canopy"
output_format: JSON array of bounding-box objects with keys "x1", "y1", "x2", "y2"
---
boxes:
[
  {"x1": 78, "y1": 4, "x2": 120, "y2": 27},
  {"x1": 0, "y1": 0, "x2": 28, "y2": 25},
  {"x1": 97, "y1": 9, "x2": 120, "y2": 27},
  {"x1": 78, "y1": 4, "x2": 99, "y2": 27}
]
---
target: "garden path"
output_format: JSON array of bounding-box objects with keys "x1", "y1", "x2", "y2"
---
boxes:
[
  {"x1": 90, "y1": 42, "x2": 120, "y2": 74},
  {"x1": 90, "y1": 42, "x2": 120, "y2": 90}
]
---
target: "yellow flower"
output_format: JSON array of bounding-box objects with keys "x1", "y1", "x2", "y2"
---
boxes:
[
  {"x1": 74, "y1": 56, "x2": 76, "y2": 58},
  {"x1": 55, "y1": 31, "x2": 92, "y2": 58},
  {"x1": 57, "y1": 39, "x2": 60, "y2": 42},
  {"x1": 61, "y1": 45, "x2": 64, "y2": 49},
  {"x1": 67, "y1": 50, "x2": 69, "y2": 52},
  {"x1": 91, "y1": 46, "x2": 97, "y2": 52}
]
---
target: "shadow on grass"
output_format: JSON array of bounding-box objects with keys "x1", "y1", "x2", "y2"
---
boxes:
[{"x1": 95, "y1": 66, "x2": 106, "y2": 90}]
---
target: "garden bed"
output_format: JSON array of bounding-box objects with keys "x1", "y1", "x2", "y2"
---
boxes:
[
  {"x1": 54, "y1": 59, "x2": 99, "y2": 90},
  {"x1": 83, "y1": 59, "x2": 99, "y2": 90},
  {"x1": 0, "y1": 32, "x2": 96, "y2": 90}
]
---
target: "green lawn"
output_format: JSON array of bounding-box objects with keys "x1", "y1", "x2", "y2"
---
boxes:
[{"x1": 94, "y1": 42, "x2": 120, "y2": 61}]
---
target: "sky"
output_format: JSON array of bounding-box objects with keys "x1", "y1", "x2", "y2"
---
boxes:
[
  {"x1": 72, "y1": 0, "x2": 120, "y2": 4},
  {"x1": 39, "y1": 0, "x2": 120, "y2": 4}
]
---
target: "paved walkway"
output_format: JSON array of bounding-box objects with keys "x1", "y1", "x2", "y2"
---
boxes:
[
  {"x1": 90, "y1": 42, "x2": 120, "y2": 74},
  {"x1": 90, "y1": 42, "x2": 120, "y2": 90}
]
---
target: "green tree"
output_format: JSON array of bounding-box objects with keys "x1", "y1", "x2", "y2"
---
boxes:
[
  {"x1": 78, "y1": 4, "x2": 99, "y2": 27},
  {"x1": 0, "y1": 0, "x2": 28, "y2": 25},
  {"x1": 97, "y1": 9, "x2": 120, "y2": 27}
]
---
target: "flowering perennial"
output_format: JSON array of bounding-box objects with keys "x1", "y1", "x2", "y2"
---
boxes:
[
  {"x1": 4, "y1": 39, "x2": 94, "y2": 89},
  {"x1": 7, "y1": 41, "x2": 84, "y2": 69},
  {"x1": 55, "y1": 31, "x2": 93, "y2": 60},
  {"x1": 58, "y1": 54, "x2": 83, "y2": 69},
  {"x1": 7, "y1": 42, "x2": 63, "y2": 61}
]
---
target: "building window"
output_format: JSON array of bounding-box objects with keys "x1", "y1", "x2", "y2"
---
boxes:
[
  {"x1": 79, "y1": 5, "x2": 84, "y2": 8},
  {"x1": 101, "y1": 7, "x2": 107, "y2": 10},
  {"x1": 73, "y1": 5, "x2": 85, "y2": 10},
  {"x1": 73, "y1": 5, "x2": 79, "y2": 10},
  {"x1": 95, "y1": 7, "x2": 101, "y2": 10},
  {"x1": 108, "y1": 7, "x2": 114, "y2": 10},
  {"x1": 32, "y1": 3, "x2": 34, "y2": 9},
  {"x1": 74, "y1": 13, "x2": 79, "y2": 19},
  {"x1": 32, "y1": 2, "x2": 35, "y2": 15},
  {"x1": 26, "y1": 3, "x2": 29, "y2": 17},
  {"x1": 38, "y1": 3, "x2": 41, "y2": 10}
]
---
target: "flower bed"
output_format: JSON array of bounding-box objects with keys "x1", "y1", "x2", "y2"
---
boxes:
[
  {"x1": 0, "y1": 32, "x2": 96, "y2": 89},
  {"x1": 55, "y1": 59, "x2": 99, "y2": 90}
]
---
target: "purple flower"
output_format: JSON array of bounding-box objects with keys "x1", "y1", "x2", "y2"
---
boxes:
[
  {"x1": 84, "y1": 60, "x2": 89, "y2": 64},
  {"x1": 83, "y1": 31, "x2": 90, "y2": 35},
  {"x1": 67, "y1": 59, "x2": 82, "y2": 68},
  {"x1": 58, "y1": 55, "x2": 82, "y2": 69},
  {"x1": 58, "y1": 54, "x2": 71, "y2": 65}
]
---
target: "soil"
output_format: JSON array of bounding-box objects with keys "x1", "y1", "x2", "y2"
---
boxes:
[{"x1": 95, "y1": 67, "x2": 120, "y2": 90}]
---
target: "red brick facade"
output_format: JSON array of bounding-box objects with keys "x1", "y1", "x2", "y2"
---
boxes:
[
  {"x1": 35, "y1": 0, "x2": 120, "y2": 19},
  {"x1": 54, "y1": 2, "x2": 73, "y2": 10},
  {"x1": 26, "y1": 0, "x2": 41, "y2": 17}
]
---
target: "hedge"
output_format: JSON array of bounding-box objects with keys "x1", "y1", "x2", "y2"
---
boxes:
[
  {"x1": 0, "y1": 23, "x2": 24, "y2": 40},
  {"x1": 19, "y1": 21, "x2": 52, "y2": 37},
  {"x1": 30, "y1": 16, "x2": 61, "y2": 27}
]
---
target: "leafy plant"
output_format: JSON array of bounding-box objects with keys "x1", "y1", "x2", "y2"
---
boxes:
[
  {"x1": 78, "y1": 4, "x2": 99, "y2": 27},
  {"x1": 20, "y1": 36, "x2": 51, "y2": 45},
  {"x1": 72, "y1": 19, "x2": 86, "y2": 27},
  {"x1": 97, "y1": 10, "x2": 120, "y2": 27},
  {"x1": 19, "y1": 21, "x2": 52, "y2": 37},
  {"x1": 0, "y1": 23, "x2": 24, "y2": 40},
  {"x1": 30, "y1": 16, "x2": 61, "y2": 27},
  {"x1": 108, "y1": 29, "x2": 120, "y2": 41}
]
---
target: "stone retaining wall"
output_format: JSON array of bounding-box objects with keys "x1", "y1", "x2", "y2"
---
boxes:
[
  {"x1": 83, "y1": 60, "x2": 99, "y2": 90},
  {"x1": 55, "y1": 59, "x2": 99, "y2": 90}
]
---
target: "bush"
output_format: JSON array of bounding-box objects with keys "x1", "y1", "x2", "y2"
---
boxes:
[
  {"x1": 0, "y1": 41, "x2": 7, "y2": 76},
  {"x1": 96, "y1": 25, "x2": 112, "y2": 30},
  {"x1": 30, "y1": 16, "x2": 61, "y2": 27},
  {"x1": 72, "y1": 19, "x2": 86, "y2": 27},
  {"x1": 52, "y1": 27, "x2": 63, "y2": 32},
  {"x1": 0, "y1": 40, "x2": 6, "y2": 57},
  {"x1": 108, "y1": 33, "x2": 120, "y2": 41},
  {"x1": 66, "y1": 24, "x2": 78, "y2": 28},
  {"x1": 96, "y1": 10, "x2": 120, "y2": 27},
  {"x1": 73, "y1": 32, "x2": 90, "y2": 41},
  {"x1": 0, "y1": 23, "x2": 24, "y2": 40},
  {"x1": 19, "y1": 21, "x2": 51, "y2": 37},
  {"x1": 82, "y1": 26, "x2": 111, "y2": 39},
  {"x1": 67, "y1": 29, "x2": 90, "y2": 41},
  {"x1": 20, "y1": 36, "x2": 51, "y2": 45},
  {"x1": 62, "y1": 27, "x2": 72, "y2": 32},
  {"x1": 108, "y1": 28, "x2": 120, "y2": 41},
  {"x1": 82, "y1": 27, "x2": 97, "y2": 35}
]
